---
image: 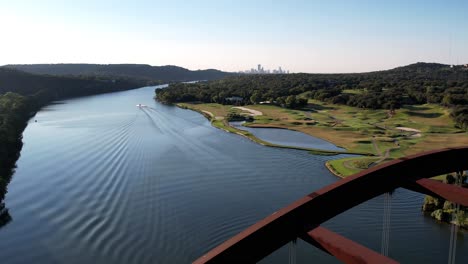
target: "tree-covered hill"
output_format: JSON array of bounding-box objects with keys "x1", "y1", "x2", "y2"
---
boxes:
[
  {"x1": 4, "y1": 64, "x2": 232, "y2": 83},
  {"x1": 0, "y1": 67, "x2": 146, "y2": 101},
  {"x1": 155, "y1": 62, "x2": 468, "y2": 130}
]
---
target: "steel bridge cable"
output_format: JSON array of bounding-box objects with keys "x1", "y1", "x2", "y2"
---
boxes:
[
  {"x1": 448, "y1": 171, "x2": 462, "y2": 264},
  {"x1": 288, "y1": 238, "x2": 296, "y2": 264},
  {"x1": 381, "y1": 192, "x2": 391, "y2": 256}
]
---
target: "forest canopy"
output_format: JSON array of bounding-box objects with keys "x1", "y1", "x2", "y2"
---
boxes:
[{"x1": 156, "y1": 63, "x2": 468, "y2": 130}]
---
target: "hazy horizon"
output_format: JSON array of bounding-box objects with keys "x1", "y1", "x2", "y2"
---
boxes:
[
  {"x1": 1, "y1": 0, "x2": 467, "y2": 73},
  {"x1": 3, "y1": 61, "x2": 464, "y2": 74}
]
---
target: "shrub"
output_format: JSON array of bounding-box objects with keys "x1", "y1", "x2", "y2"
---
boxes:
[{"x1": 446, "y1": 174, "x2": 456, "y2": 184}]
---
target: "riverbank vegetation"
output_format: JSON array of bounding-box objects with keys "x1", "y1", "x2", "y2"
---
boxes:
[
  {"x1": 422, "y1": 174, "x2": 468, "y2": 229},
  {"x1": 0, "y1": 93, "x2": 32, "y2": 228},
  {"x1": 326, "y1": 157, "x2": 380, "y2": 177}
]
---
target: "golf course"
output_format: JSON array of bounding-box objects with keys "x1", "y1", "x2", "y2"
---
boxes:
[{"x1": 178, "y1": 99, "x2": 468, "y2": 177}]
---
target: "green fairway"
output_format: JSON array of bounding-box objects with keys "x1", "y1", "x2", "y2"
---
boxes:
[{"x1": 177, "y1": 101, "x2": 467, "y2": 177}]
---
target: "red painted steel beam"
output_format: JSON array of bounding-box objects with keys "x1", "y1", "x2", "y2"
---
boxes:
[
  {"x1": 404, "y1": 178, "x2": 468, "y2": 206},
  {"x1": 193, "y1": 147, "x2": 468, "y2": 264},
  {"x1": 303, "y1": 226, "x2": 399, "y2": 264}
]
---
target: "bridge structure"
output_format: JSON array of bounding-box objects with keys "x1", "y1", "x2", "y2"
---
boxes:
[{"x1": 194, "y1": 147, "x2": 468, "y2": 264}]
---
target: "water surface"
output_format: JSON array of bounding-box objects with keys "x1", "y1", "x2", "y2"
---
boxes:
[
  {"x1": 0, "y1": 86, "x2": 465, "y2": 263},
  {"x1": 230, "y1": 121, "x2": 345, "y2": 151}
]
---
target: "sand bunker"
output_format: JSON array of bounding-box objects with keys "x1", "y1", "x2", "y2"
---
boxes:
[
  {"x1": 396, "y1": 127, "x2": 422, "y2": 138},
  {"x1": 233, "y1": 107, "x2": 263, "y2": 116},
  {"x1": 202, "y1": 110, "x2": 214, "y2": 117},
  {"x1": 396, "y1": 127, "x2": 421, "y2": 133}
]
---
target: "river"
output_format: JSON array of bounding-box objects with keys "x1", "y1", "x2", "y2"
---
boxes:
[{"x1": 0, "y1": 86, "x2": 465, "y2": 263}]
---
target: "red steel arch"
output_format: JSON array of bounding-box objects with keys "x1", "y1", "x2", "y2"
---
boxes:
[{"x1": 194, "y1": 147, "x2": 468, "y2": 264}]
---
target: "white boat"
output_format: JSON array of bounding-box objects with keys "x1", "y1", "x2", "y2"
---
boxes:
[{"x1": 136, "y1": 104, "x2": 147, "y2": 107}]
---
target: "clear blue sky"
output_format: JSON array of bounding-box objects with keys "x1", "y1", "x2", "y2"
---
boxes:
[{"x1": 1, "y1": 0, "x2": 467, "y2": 73}]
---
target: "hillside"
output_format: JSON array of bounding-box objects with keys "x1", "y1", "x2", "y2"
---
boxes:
[
  {"x1": 156, "y1": 62, "x2": 468, "y2": 130},
  {"x1": 4, "y1": 64, "x2": 232, "y2": 82},
  {"x1": 0, "y1": 67, "x2": 146, "y2": 99}
]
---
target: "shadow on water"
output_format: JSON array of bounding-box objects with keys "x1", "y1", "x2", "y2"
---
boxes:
[
  {"x1": 0, "y1": 167, "x2": 15, "y2": 230},
  {"x1": 0, "y1": 203, "x2": 12, "y2": 229}
]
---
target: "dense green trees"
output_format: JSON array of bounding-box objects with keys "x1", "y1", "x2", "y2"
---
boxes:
[
  {"x1": 451, "y1": 106, "x2": 468, "y2": 130},
  {"x1": 422, "y1": 173, "x2": 468, "y2": 228},
  {"x1": 0, "y1": 93, "x2": 31, "y2": 228},
  {"x1": 5, "y1": 64, "x2": 232, "y2": 83},
  {"x1": 0, "y1": 68, "x2": 147, "y2": 101},
  {"x1": 0, "y1": 93, "x2": 32, "y2": 202},
  {"x1": 156, "y1": 63, "x2": 468, "y2": 127}
]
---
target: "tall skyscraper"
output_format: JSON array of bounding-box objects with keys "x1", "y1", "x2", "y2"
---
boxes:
[{"x1": 243, "y1": 64, "x2": 289, "y2": 74}]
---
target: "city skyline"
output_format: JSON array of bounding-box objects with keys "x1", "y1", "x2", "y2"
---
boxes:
[
  {"x1": 241, "y1": 64, "x2": 289, "y2": 74},
  {"x1": 1, "y1": 1, "x2": 468, "y2": 73}
]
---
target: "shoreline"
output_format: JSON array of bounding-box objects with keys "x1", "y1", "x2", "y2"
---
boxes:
[
  {"x1": 177, "y1": 103, "x2": 370, "y2": 176},
  {"x1": 244, "y1": 123, "x2": 348, "y2": 150},
  {"x1": 213, "y1": 119, "x2": 353, "y2": 155},
  {"x1": 325, "y1": 161, "x2": 345, "y2": 179}
]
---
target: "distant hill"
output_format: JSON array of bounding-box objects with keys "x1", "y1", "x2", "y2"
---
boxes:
[
  {"x1": 0, "y1": 67, "x2": 146, "y2": 100},
  {"x1": 4, "y1": 64, "x2": 232, "y2": 82},
  {"x1": 392, "y1": 62, "x2": 450, "y2": 71}
]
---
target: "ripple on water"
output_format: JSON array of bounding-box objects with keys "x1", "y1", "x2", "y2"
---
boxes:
[{"x1": 1, "y1": 86, "x2": 466, "y2": 264}]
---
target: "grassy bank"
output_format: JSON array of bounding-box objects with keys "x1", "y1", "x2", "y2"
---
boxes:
[
  {"x1": 177, "y1": 102, "x2": 467, "y2": 177},
  {"x1": 178, "y1": 103, "x2": 366, "y2": 156},
  {"x1": 326, "y1": 157, "x2": 380, "y2": 178},
  {"x1": 211, "y1": 120, "x2": 359, "y2": 155},
  {"x1": 243, "y1": 102, "x2": 467, "y2": 177}
]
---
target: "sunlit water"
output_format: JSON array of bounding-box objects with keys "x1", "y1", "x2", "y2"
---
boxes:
[
  {"x1": 230, "y1": 121, "x2": 345, "y2": 151},
  {"x1": 0, "y1": 86, "x2": 465, "y2": 263}
]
